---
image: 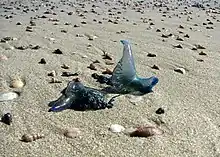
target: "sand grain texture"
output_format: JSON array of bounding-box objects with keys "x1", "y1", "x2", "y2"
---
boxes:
[{"x1": 0, "y1": 0, "x2": 220, "y2": 156}]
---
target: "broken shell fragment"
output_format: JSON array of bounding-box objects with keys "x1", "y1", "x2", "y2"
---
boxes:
[
  {"x1": 109, "y1": 124, "x2": 125, "y2": 133},
  {"x1": 88, "y1": 63, "x2": 97, "y2": 70},
  {"x1": 130, "y1": 126, "x2": 164, "y2": 137},
  {"x1": 0, "y1": 92, "x2": 19, "y2": 102},
  {"x1": 50, "y1": 78, "x2": 62, "y2": 83},
  {"x1": 64, "y1": 128, "x2": 81, "y2": 138},
  {"x1": 102, "y1": 68, "x2": 113, "y2": 75},
  {"x1": 21, "y1": 133, "x2": 45, "y2": 142},
  {"x1": 10, "y1": 78, "x2": 25, "y2": 88},
  {"x1": 102, "y1": 53, "x2": 113, "y2": 60}
]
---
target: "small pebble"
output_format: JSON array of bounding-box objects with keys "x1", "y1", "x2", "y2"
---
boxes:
[
  {"x1": 61, "y1": 72, "x2": 78, "y2": 77},
  {"x1": 173, "y1": 44, "x2": 183, "y2": 49},
  {"x1": 16, "y1": 22, "x2": 22, "y2": 25},
  {"x1": 176, "y1": 37, "x2": 184, "y2": 41},
  {"x1": 102, "y1": 68, "x2": 113, "y2": 75},
  {"x1": 93, "y1": 60, "x2": 100, "y2": 63},
  {"x1": 130, "y1": 126, "x2": 164, "y2": 137},
  {"x1": 109, "y1": 124, "x2": 125, "y2": 133},
  {"x1": 53, "y1": 49, "x2": 63, "y2": 54},
  {"x1": 48, "y1": 70, "x2": 56, "y2": 77},
  {"x1": 50, "y1": 78, "x2": 62, "y2": 83},
  {"x1": 64, "y1": 128, "x2": 81, "y2": 138},
  {"x1": 61, "y1": 64, "x2": 70, "y2": 69},
  {"x1": 21, "y1": 133, "x2": 45, "y2": 142},
  {"x1": 105, "y1": 61, "x2": 114, "y2": 65},
  {"x1": 197, "y1": 59, "x2": 204, "y2": 62},
  {"x1": 147, "y1": 53, "x2": 157, "y2": 57},
  {"x1": 1, "y1": 113, "x2": 12, "y2": 125},
  {"x1": 156, "y1": 108, "x2": 165, "y2": 114},
  {"x1": 103, "y1": 53, "x2": 113, "y2": 60},
  {"x1": 88, "y1": 63, "x2": 97, "y2": 70},
  {"x1": 151, "y1": 65, "x2": 160, "y2": 70},
  {"x1": 174, "y1": 68, "x2": 186, "y2": 74},
  {"x1": 38, "y1": 58, "x2": 46, "y2": 64},
  {"x1": 199, "y1": 51, "x2": 207, "y2": 56},
  {"x1": 195, "y1": 44, "x2": 206, "y2": 49}
]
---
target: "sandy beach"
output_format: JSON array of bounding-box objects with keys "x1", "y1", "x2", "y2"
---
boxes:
[{"x1": 0, "y1": 0, "x2": 220, "y2": 156}]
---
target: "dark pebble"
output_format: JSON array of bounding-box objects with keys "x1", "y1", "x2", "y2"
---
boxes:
[
  {"x1": 61, "y1": 72, "x2": 79, "y2": 77},
  {"x1": 156, "y1": 108, "x2": 165, "y2": 114},
  {"x1": 53, "y1": 49, "x2": 63, "y2": 54},
  {"x1": 38, "y1": 58, "x2": 46, "y2": 64},
  {"x1": 147, "y1": 53, "x2": 157, "y2": 57},
  {"x1": 1, "y1": 113, "x2": 12, "y2": 125}
]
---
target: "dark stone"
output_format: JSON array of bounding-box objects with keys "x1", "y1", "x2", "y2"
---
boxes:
[
  {"x1": 1, "y1": 113, "x2": 12, "y2": 125},
  {"x1": 53, "y1": 49, "x2": 63, "y2": 54},
  {"x1": 38, "y1": 58, "x2": 46, "y2": 64},
  {"x1": 156, "y1": 108, "x2": 165, "y2": 114}
]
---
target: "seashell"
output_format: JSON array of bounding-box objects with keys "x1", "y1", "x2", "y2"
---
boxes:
[
  {"x1": 109, "y1": 124, "x2": 125, "y2": 133},
  {"x1": 174, "y1": 67, "x2": 186, "y2": 74},
  {"x1": 93, "y1": 60, "x2": 100, "y2": 64},
  {"x1": 102, "y1": 68, "x2": 113, "y2": 75},
  {"x1": 85, "y1": 33, "x2": 98, "y2": 40},
  {"x1": 0, "y1": 55, "x2": 8, "y2": 61},
  {"x1": 88, "y1": 63, "x2": 97, "y2": 70},
  {"x1": 195, "y1": 44, "x2": 206, "y2": 49},
  {"x1": 10, "y1": 78, "x2": 24, "y2": 88},
  {"x1": 173, "y1": 44, "x2": 183, "y2": 49},
  {"x1": 0, "y1": 91, "x2": 19, "y2": 102},
  {"x1": 1, "y1": 113, "x2": 12, "y2": 125},
  {"x1": 102, "y1": 53, "x2": 113, "y2": 60},
  {"x1": 21, "y1": 133, "x2": 45, "y2": 142},
  {"x1": 82, "y1": 55, "x2": 88, "y2": 58},
  {"x1": 64, "y1": 128, "x2": 81, "y2": 138},
  {"x1": 105, "y1": 61, "x2": 114, "y2": 65},
  {"x1": 130, "y1": 126, "x2": 164, "y2": 137},
  {"x1": 61, "y1": 64, "x2": 70, "y2": 69},
  {"x1": 151, "y1": 65, "x2": 160, "y2": 70},
  {"x1": 61, "y1": 72, "x2": 78, "y2": 77},
  {"x1": 50, "y1": 78, "x2": 62, "y2": 83}
]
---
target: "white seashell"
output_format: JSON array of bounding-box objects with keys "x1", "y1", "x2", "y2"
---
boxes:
[
  {"x1": 0, "y1": 92, "x2": 19, "y2": 102},
  {"x1": 10, "y1": 78, "x2": 24, "y2": 88},
  {"x1": 64, "y1": 128, "x2": 81, "y2": 138},
  {"x1": 109, "y1": 124, "x2": 125, "y2": 133}
]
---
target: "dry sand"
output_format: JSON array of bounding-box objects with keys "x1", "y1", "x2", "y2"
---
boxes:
[{"x1": 0, "y1": 0, "x2": 220, "y2": 156}]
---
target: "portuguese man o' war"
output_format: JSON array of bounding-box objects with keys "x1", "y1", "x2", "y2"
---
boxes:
[
  {"x1": 96, "y1": 40, "x2": 159, "y2": 95},
  {"x1": 48, "y1": 79, "x2": 119, "y2": 112}
]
